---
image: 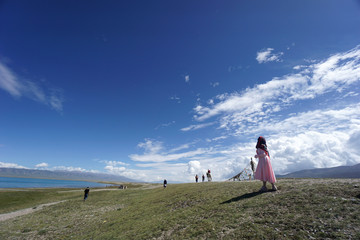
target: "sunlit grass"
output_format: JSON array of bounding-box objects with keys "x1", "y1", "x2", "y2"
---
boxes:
[{"x1": 0, "y1": 179, "x2": 359, "y2": 239}]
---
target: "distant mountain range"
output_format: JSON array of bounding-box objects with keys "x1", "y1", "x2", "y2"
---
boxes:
[
  {"x1": 277, "y1": 163, "x2": 360, "y2": 178},
  {"x1": 0, "y1": 168, "x2": 136, "y2": 183}
]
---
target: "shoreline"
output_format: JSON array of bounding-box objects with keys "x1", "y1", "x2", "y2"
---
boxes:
[{"x1": 0, "y1": 176, "x2": 119, "y2": 189}]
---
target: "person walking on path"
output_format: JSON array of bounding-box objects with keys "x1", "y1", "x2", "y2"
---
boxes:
[
  {"x1": 84, "y1": 187, "x2": 90, "y2": 201},
  {"x1": 254, "y1": 136, "x2": 277, "y2": 192},
  {"x1": 163, "y1": 179, "x2": 167, "y2": 188}
]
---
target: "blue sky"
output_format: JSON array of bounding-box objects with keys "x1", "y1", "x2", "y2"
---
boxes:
[{"x1": 1, "y1": 0, "x2": 360, "y2": 182}]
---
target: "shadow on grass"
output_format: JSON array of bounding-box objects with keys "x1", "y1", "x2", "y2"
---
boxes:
[{"x1": 221, "y1": 191, "x2": 265, "y2": 204}]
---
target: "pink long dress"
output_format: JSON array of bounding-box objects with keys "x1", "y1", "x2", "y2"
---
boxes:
[{"x1": 254, "y1": 148, "x2": 276, "y2": 183}]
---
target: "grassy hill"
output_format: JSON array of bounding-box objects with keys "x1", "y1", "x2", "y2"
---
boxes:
[{"x1": 0, "y1": 179, "x2": 359, "y2": 239}]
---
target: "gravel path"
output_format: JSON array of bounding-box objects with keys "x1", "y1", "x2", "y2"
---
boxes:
[{"x1": 0, "y1": 200, "x2": 66, "y2": 222}]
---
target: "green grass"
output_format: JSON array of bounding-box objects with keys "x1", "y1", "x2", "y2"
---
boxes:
[
  {"x1": 0, "y1": 179, "x2": 359, "y2": 239},
  {"x1": 0, "y1": 188, "x2": 79, "y2": 214}
]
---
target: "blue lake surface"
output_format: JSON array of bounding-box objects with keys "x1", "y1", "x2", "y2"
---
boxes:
[{"x1": 0, "y1": 177, "x2": 109, "y2": 188}]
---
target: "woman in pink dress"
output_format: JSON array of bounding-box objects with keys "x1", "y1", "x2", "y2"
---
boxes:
[{"x1": 254, "y1": 136, "x2": 277, "y2": 192}]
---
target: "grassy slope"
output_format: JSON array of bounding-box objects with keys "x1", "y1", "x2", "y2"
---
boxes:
[{"x1": 0, "y1": 179, "x2": 359, "y2": 240}]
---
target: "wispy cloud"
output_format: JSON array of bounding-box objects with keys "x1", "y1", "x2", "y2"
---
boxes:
[
  {"x1": 0, "y1": 62, "x2": 22, "y2": 97},
  {"x1": 170, "y1": 95, "x2": 181, "y2": 103},
  {"x1": 49, "y1": 89, "x2": 64, "y2": 112},
  {"x1": 0, "y1": 61, "x2": 64, "y2": 112},
  {"x1": 180, "y1": 122, "x2": 215, "y2": 132},
  {"x1": 129, "y1": 139, "x2": 208, "y2": 163},
  {"x1": 194, "y1": 45, "x2": 360, "y2": 125},
  {"x1": 256, "y1": 48, "x2": 284, "y2": 63},
  {"x1": 286, "y1": 42, "x2": 296, "y2": 50},
  {"x1": 228, "y1": 64, "x2": 243, "y2": 72},
  {"x1": 206, "y1": 136, "x2": 228, "y2": 142},
  {"x1": 155, "y1": 121, "x2": 176, "y2": 130},
  {"x1": 129, "y1": 147, "x2": 207, "y2": 163},
  {"x1": 168, "y1": 143, "x2": 191, "y2": 153}
]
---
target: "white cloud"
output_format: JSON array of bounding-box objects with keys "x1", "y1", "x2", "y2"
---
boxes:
[
  {"x1": 35, "y1": 162, "x2": 49, "y2": 168},
  {"x1": 210, "y1": 82, "x2": 219, "y2": 87},
  {"x1": 0, "y1": 61, "x2": 64, "y2": 112},
  {"x1": 137, "y1": 139, "x2": 164, "y2": 154},
  {"x1": 0, "y1": 161, "x2": 27, "y2": 169},
  {"x1": 293, "y1": 65, "x2": 307, "y2": 70},
  {"x1": 218, "y1": 104, "x2": 360, "y2": 177},
  {"x1": 102, "y1": 160, "x2": 130, "y2": 175},
  {"x1": 256, "y1": 48, "x2": 284, "y2": 63},
  {"x1": 269, "y1": 131, "x2": 358, "y2": 174},
  {"x1": 104, "y1": 165, "x2": 126, "y2": 172},
  {"x1": 102, "y1": 160, "x2": 129, "y2": 167},
  {"x1": 52, "y1": 166, "x2": 90, "y2": 172},
  {"x1": 185, "y1": 75, "x2": 190, "y2": 82},
  {"x1": 187, "y1": 160, "x2": 202, "y2": 174},
  {"x1": 194, "y1": 45, "x2": 360, "y2": 126}
]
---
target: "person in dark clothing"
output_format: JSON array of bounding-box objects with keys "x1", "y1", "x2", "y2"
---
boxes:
[
  {"x1": 163, "y1": 179, "x2": 167, "y2": 188},
  {"x1": 84, "y1": 187, "x2": 90, "y2": 201}
]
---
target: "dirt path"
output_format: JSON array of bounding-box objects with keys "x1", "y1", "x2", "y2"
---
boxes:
[
  {"x1": 57, "y1": 188, "x2": 121, "y2": 193},
  {"x1": 0, "y1": 200, "x2": 66, "y2": 222}
]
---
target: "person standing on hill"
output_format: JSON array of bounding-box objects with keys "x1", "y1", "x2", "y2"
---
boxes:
[
  {"x1": 202, "y1": 174, "x2": 205, "y2": 182},
  {"x1": 206, "y1": 169, "x2": 212, "y2": 182},
  {"x1": 84, "y1": 187, "x2": 90, "y2": 201},
  {"x1": 195, "y1": 174, "x2": 199, "y2": 183},
  {"x1": 254, "y1": 136, "x2": 277, "y2": 192},
  {"x1": 163, "y1": 179, "x2": 167, "y2": 188},
  {"x1": 250, "y1": 157, "x2": 256, "y2": 179}
]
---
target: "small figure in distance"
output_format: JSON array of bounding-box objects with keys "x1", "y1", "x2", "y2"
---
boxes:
[
  {"x1": 84, "y1": 187, "x2": 90, "y2": 201},
  {"x1": 195, "y1": 174, "x2": 199, "y2": 183},
  {"x1": 254, "y1": 136, "x2": 277, "y2": 192},
  {"x1": 163, "y1": 179, "x2": 167, "y2": 189},
  {"x1": 202, "y1": 174, "x2": 205, "y2": 182},
  {"x1": 206, "y1": 169, "x2": 212, "y2": 182}
]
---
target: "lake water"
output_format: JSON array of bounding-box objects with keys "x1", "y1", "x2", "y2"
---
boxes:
[{"x1": 0, "y1": 177, "x2": 109, "y2": 188}]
